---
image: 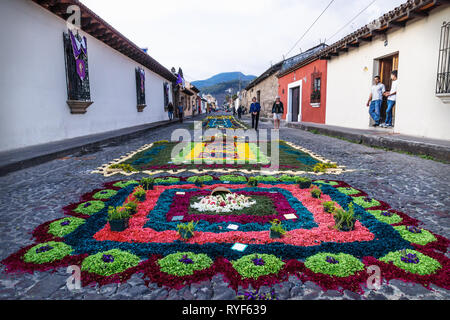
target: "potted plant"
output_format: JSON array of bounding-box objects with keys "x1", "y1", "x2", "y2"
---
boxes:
[
  {"x1": 269, "y1": 219, "x2": 286, "y2": 239},
  {"x1": 333, "y1": 203, "x2": 358, "y2": 232},
  {"x1": 296, "y1": 177, "x2": 312, "y2": 189},
  {"x1": 133, "y1": 186, "x2": 146, "y2": 202},
  {"x1": 124, "y1": 200, "x2": 138, "y2": 215},
  {"x1": 108, "y1": 206, "x2": 130, "y2": 232},
  {"x1": 247, "y1": 177, "x2": 258, "y2": 187},
  {"x1": 322, "y1": 201, "x2": 336, "y2": 213},
  {"x1": 177, "y1": 221, "x2": 198, "y2": 240},
  {"x1": 141, "y1": 177, "x2": 154, "y2": 190},
  {"x1": 310, "y1": 187, "x2": 322, "y2": 199}
]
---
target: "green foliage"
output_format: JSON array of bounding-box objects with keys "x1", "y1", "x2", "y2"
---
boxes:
[
  {"x1": 310, "y1": 187, "x2": 322, "y2": 198},
  {"x1": 380, "y1": 249, "x2": 441, "y2": 275},
  {"x1": 313, "y1": 162, "x2": 337, "y2": 173},
  {"x1": 322, "y1": 201, "x2": 337, "y2": 213},
  {"x1": 109, "y1": 163, "x2": 137, "y2": 172},
  {"x1": 124, "y1": 201, "x2": 138, "y2": 215},
  {"x1": 270, "y1": 219, "x2": 286, "y2": 235},
  {"x1": 113, "y1": 180, "x2": 139, "y2": 188},
  {"x1": 253, "y1": 175, "x2": 278, "y2": 182},
  {"x1": 304, "y1": 252, "x2": 365, "y2": 277},
  {"x1": 232, "y1": 254, "x2": 285, "y2": 279},
  {"x1": 48, "y1": 217, "x2": 86, "y2": 237},
  {"x1": 177, "y1": 221, "x2": 198, "y2": 238},
  {"x1": 107, "y1": 206, "x2": 130, "y2": 221},
  {"x1": 92, "y1": 189, "x2": 118, "y2": 200},
  {"x1": 157, "y1": 252, "x2": 213, "y2": 276},
  {"x1": 333, "y1": 203, "x2": 359, "y2": 231},
  {"x1": 367, "y1": 210, "x2": 403, "y2": 224},
  {"x1": 133, "y1": 186, "x2": 146, "y2": 200},
  {"x1": 81, "y1": 249, "x2": 141, "y2": 276},
  {"x1": 394, "y1": 226, "x2": 437, "y2": 246},
  {"x1": 219, "y1": 175, "x2": 247, "y2": 182},
  {"x1": 352, "y1": 196, "x2": 381, "y2": 208},
  {"x1": 140, "y1": 177, "x2": 154, "y2": 190},
  {"x1": 247, "y1": 177, "x2": 258, "y2": 187},
  {"x1": 154, "y1": 177, "x2": 181, "y2": 183},
  {"x1": 296, "y1": 177, "x2": 312, "y2": 183},
  {"x1": 337, "y1": 187, "x2": 361, "y2": 196},
  {"x1": 23, "y1": 241, "x2": 73, "y2": 264},
  {"x1": 187, "y1": 175, "x2": 214, "y2": 183},
  {"x1": 279, "y1": 175, "x2": 298, "y2": 182},
  {"x1": 73, "y1": 201, "x2": 105, "y2": 216}
]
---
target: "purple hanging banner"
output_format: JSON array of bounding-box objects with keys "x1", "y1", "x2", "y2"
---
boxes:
[{"x1": 76, "y1": 59, "x2": 86, "y2": 81}]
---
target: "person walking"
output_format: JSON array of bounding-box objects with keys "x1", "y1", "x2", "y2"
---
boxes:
[
  {"x1": 167, "y1": 102, "x2": 174, "y2": 121},
  {"x1": 272, "y1": 96, "x2": 284, "y2": 130},
  {"x1": 177, "y1": 103, "x2": 184, "y2": 123},
  {"x1": 237, "y1": 105, "x2": 242, "y2": 119},
  {"x1": 381, "y1": 70, "x2": 398, "y2": 128},
  {"x1": 366, "y1": 75, "x2": 385, "y2": 127},
  {"x1": 249, "y1": 97, "x2": 261, "y2": 130}
]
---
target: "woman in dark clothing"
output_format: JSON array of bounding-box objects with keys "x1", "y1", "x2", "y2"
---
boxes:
[
  {"x1": 272, "y1": 96, "x2": 284, "y2": 130},
  {"x1": 167, "y1": 102, "x2": 174, "y2": 120}
]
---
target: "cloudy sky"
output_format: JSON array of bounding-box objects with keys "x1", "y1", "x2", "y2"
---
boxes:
[{"x1": 80, "y1": 0, "x2": 406, "y2": 81}]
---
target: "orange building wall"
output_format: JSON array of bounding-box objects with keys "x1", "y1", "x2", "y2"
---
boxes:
[{"x1": 277, "y1": 59, "x2": 327, "y2": 124}]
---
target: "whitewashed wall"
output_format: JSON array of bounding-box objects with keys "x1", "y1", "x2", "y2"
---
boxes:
[
  {"x1": 0, "y1": 0, "x2": 173, "y2": 152},
  {"x1": 325, "y1": 6, "x2": 450, "y2": 140}
]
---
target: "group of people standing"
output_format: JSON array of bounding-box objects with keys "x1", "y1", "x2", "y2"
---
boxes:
[
  {"x1": 367, "y1": 70, "x2": 398, "y2": 128},
  {"x1": 248, "y1": 96, "x2": 284, "y2": 130}
]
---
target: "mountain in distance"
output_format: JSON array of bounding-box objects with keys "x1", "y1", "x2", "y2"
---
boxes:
[
  {"x1": 192, "y1": 72, "x2": 256, "y2": 106},
  {"x1": 192, "y1": 72, "x2": 256, "y2": 90}
]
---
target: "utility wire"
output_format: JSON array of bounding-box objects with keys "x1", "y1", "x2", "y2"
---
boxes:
[
  {"x1": 285, "y1": 0, "x2": 335, "y2": 58},
  {"x1": 326, "y1": 0, "x2": 377, "y2": 44}
]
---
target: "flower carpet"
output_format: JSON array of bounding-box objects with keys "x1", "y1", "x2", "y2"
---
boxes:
[
  {"x1": 2, "y1": 176, "x2": 449, "y2": 294},
  {"x1": 202, "y1": 115, "x2": 247, "y2": 130},
  {"x1": 92, "y1": 139, "x2": 343, "y2": 176}
]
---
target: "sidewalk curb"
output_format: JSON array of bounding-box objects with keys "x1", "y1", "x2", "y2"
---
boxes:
[
  {"x1": 286, "y1": 122, "x2": 450, "y2": 163},
  {"x1": 0, "y1": 115, "x2": 205, "y2": 176}
]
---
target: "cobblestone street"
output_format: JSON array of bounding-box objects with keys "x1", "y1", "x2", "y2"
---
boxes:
[{"x1": 0, "y1": 114, "x2": 449, "y2": 300}]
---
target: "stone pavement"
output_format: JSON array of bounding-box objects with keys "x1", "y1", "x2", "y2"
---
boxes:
[{"x1": 0, "y1": 113, "x2": 449, "y2": 300}]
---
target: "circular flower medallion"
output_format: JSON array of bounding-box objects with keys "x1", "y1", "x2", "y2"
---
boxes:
[
  {"x1": 157, "y1": 252, "x2": 213, "y2": 277},
  {"x1": 23, "y1": 241, "x2": 73, "y2": 264},
  {"x1": 304, "y1": 253, "x2": 364, "y2": 277},
  {"x1": 93, "y1": 189, "x2": 118, "y2": 200},
  {"x1": 380, "y1": 249, "x2": 441, "y2": 275},
  {"x1": 232, "y1": 254, "x2": 284, "y2": 279},
  {"x1": 48, "y1": 217, "x2": 86, "y2": 237},
  {"x1": 73, "y1": 201, "x2": 105, "y2": 215},
  {"x1": 393, "y1": 226, "x2": 437, "y2": 246},
  {"x1": 81, "y1": 249, "x2": 141, "y2": 276},
  {"x1": 113, "y1": 180, "x2": 139, "y2": 188}
]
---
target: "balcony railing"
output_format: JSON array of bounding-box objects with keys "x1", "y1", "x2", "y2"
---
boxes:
[{"x1": 436, "y1": 22, "x2": 450, "y2": 95}]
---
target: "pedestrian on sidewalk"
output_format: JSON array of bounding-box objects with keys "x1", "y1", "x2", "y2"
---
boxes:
[
  {"x1": 366, "y1": 75, "x2": 385, "y2": 127},
  {"x1": 177, "y1": 103, "x2": 184, "y2": 123},
  {"x1": 167, "y1": 102, "x2": 174, "y2": 121},
  {"x1": 381, "y1": 70, "x2": 398, "y2": 128},
  {"x1": 249, "y1": 97, "x2": 261, "y2": 130},
  {"x1": 272, "y1": 96, "x2": 284, "y2": 130},
  {"x1": 237, "y1": 105, "x2": 242, "y2": 119}
]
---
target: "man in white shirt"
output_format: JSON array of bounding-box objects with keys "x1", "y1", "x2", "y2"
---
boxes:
[
  {"x1": 381, "y1": 70, "x2": 398, "y2": 128},
  {"x1": 366, "y1": 76, "x2": 385, "y2": 127}
]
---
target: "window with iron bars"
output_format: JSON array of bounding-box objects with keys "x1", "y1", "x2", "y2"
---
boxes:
[
  {"x1": 311, "y1": 76, "x2": 321, "y2": 104},
  {"x1": 436, "y1": 21, "x2": 450, "y2": 95}
]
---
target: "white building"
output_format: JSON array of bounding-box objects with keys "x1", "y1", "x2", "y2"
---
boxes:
[
  {"x1": 0, "y1": 0, "x2": 176, "y2": 152},
  {"x1": 321, "y1": 0, "x2": 450, "y2": 140}
]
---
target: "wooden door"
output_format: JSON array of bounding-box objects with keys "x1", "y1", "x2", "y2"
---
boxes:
[
  {"x1": 378, "y1": 54, "x2": 398, "y2": 124},
  {"x1": 291, "y1": 87, "x2": 300, "y2": 122}
]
